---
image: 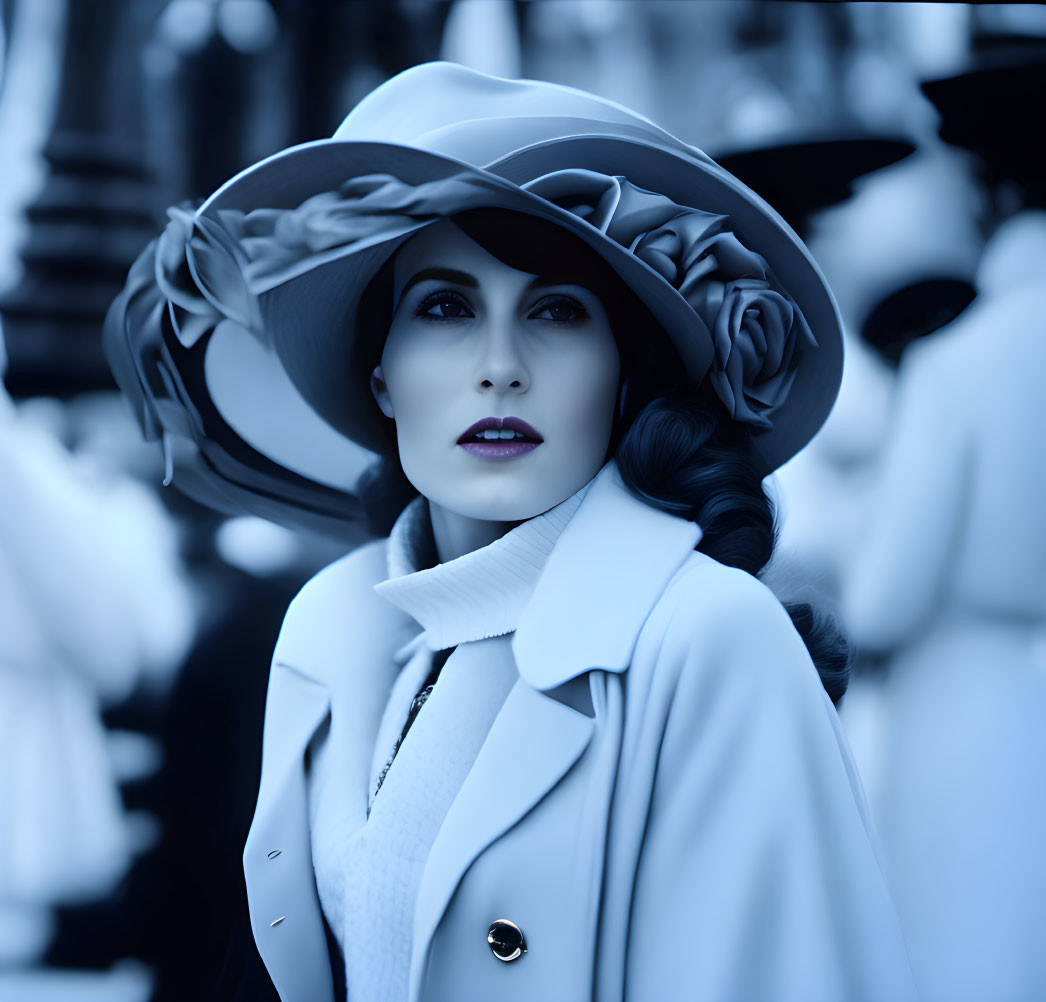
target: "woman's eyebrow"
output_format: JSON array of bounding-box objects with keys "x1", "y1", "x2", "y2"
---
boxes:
[
  {"x1": 526, "y1": 276, "x2": 591, "y2": 292},
  {"x1": 398, "y1": 267, "x2": 478, "y2": 302}
]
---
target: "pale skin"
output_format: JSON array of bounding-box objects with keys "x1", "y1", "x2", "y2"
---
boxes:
[{"x1": 370, "y1": 220, "x2": 621, "y2": 563}]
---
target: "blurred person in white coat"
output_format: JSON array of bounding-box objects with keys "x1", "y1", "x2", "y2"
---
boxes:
[
  {"x1": 773, "y1": 146, "x2": 983, "y2": 600},
  {"x1": 841, "y1": 211, "x2": 1046, "y2": 1002},
  {"x1": 0, "y1": 326, "x2": 194, "y2": 966}
]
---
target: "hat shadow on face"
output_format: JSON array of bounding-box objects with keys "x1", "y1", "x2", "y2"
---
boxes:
[{"x1": 353, "y1": 208, "x2": 688, "y2": 448}]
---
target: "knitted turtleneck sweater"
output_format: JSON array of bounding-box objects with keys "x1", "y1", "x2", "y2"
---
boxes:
[{"x1": 307, "y1": 483, "x2": 588, "y2": 1002}]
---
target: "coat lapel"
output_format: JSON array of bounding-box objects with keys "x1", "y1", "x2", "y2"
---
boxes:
[
  {"x1": 407, "y1": 463, "x2": 701, "y2": 999},
  {"x1": 244, "y1": 663, "x2": 336, "y2": 1002},
  {"x1": 244, "y1": 540, "x2": 417, "y2": 1002},
  {"x1": 257, "y1": 540, "x2": 418, "y2": 814},
  {"x1": 514, "y1": 462, "x2": 702, "y2": 689},
  {"x1": 409, "y1": 679, "x2": 595, "y2": 1001}
]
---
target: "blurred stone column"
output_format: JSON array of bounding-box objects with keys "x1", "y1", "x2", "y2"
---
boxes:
[
  {"x1": 0, "y1": 0, "x2": 11, "y2": 77},
  {"x1": 276, "y1": 0, "x2": 451, "y2": 142},
  {"x1": 0, "y1": 0, "x2": 164, "y2": 398},
  {"x1": 142, "y1": 0, "x2": 286, "y2": 207}
]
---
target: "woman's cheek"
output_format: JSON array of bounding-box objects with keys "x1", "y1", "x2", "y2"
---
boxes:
[
  {"x1": 384, "y1": 340, "x2": 456, "y2": 430},
  {"x1": 569, "y1": 346, "x2": 620, "y2": 443}
]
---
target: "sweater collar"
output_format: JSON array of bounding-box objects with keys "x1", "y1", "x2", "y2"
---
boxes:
[{"x1": 373, "y1": 480, "x2": 590, "y2": 651}]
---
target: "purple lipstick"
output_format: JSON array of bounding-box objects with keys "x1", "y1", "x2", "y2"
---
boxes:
[{"x1": 457, "y1": 416, "x2": 543, "y2": 461}]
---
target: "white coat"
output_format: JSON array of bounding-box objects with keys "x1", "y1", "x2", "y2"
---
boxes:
[
  {"x1": 842, "y1": 274, "x2": 1046, "y2": 1002},
  {"x1": 244, "y1": 463, "x2": 917, "y2": 1002}
]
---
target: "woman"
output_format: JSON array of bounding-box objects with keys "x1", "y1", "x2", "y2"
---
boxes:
[{"x1": 105, "y1": 63, "x2": 917, "y2": 1002}]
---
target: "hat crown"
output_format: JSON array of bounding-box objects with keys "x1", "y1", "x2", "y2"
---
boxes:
[{"x1": 333, "y1": 61, "x2": 704, "y2": 170}]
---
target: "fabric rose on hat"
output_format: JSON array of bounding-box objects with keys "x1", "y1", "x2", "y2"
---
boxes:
[
  {"x1": 697, "y1": 276, "x2": 815, "y2": 429},
  {"x1": 529, "y1": 170, "x2": 818, "y2": 430},
  {"x1": 631, "y1": 206, "x2": 818, "y2": 428}
]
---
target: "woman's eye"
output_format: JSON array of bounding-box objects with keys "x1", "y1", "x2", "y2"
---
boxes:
[
  {"x1": 529, "y1": 297, "x2": 589, "y2": 324},
  {"x1": 416, "y1": 292, "x2": 473, "y2": 321}
]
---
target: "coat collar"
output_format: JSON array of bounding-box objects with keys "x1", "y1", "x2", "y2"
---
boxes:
[
  {"x1": 512, "y1": 461, "x2": 702, "y2": 690},
  {"x1": 273, "y1": 462, "x2": 701, "y2": 694},
  {"x1": 373, "y1": 483, "x2": 587, "y2": 650}
]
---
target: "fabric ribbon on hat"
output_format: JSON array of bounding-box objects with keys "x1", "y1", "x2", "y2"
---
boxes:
[
  {"x1": 151, "y1": 168, "x2": 816, "y2": 431},
  {"x1": 155, "y1": 204, "x2": 259, "y2": 350},
  {"x1": 105, "y1": 221, "x2": 370, "y2": 540}
]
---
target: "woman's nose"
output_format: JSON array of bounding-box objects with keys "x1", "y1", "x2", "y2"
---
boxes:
[{"x1": 474, "y1": 325, "x2": 530, "y2": 393}]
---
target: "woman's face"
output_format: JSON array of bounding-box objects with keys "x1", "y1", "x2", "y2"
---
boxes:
[{"x1": 371, "y1": 220, "x2": 621, "y2": 523}]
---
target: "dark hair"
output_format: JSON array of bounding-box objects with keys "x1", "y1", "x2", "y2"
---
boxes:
[
  {"x1": 615, "y1": 395, "x2": 851, "y2": 703},
  {"x1": 357, "y1": 208, "x2": 851, "y2": 703}
]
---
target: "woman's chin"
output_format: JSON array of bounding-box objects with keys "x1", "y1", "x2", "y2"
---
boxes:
[
  {"x1": 403, "y1": 445, "x2": 606, "y2": 525},
  {"x1": 431, "y1": 491, "x2": 556, "y2": 525},
  {"x1": 421, "y1": 479, "x2": 577, "y2": 525}
]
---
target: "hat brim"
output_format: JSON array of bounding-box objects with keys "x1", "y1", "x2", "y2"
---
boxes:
[
  {"x1": 102, "y1": 247, "x2": 374, "y2": 542},
  {"x1": 921, "y1": 56, "x2": 1046, "y2": 204},
  {"x1": 196, "y1": 136, "x2": 842, "y2": 484},
  {"x1": 714, "y1": 136, "x2": 917, "y2": 235}
]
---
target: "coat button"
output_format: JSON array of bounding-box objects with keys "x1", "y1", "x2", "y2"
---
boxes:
[{"x1": 487, "y1": 919, "x2": 526, "y2": 962}]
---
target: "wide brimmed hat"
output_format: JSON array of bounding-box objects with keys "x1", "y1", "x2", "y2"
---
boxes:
[{"x1": 105, "y1": 62, "x2": 843, "y2": 540}]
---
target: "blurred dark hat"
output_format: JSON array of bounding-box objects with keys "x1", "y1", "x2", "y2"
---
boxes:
[
  {"x1": 860, "y1": 276, "x2": 976, "y2": 367},
  {"x1": 715, "y1": 135, "x2": 916, "y2": 237},
  {"x1": 713, "y1": 133, "x2": 979, "y2": 367},
  {"x1": 921, "y1": 36, "x2": 1046, "y2": 206}
]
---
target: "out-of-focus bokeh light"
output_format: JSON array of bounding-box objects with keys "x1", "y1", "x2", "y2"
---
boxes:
[
  {"x1": 156, "y1": 0, "x2": 215, "y2": 54},
  {"x1": 217, "y1": 0, "x2": 278, "y2": 55}
]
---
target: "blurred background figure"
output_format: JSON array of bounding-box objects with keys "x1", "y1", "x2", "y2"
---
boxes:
[
  {"x1": 0, "y1": 322, "x2": 194, "y2": 1001},
  {"x1": 2, "y1": 2, "x2": 1045, "y2": 999},
  {"x1": 771, "y1": 139, "x2": 985, "y2": 789},
  {"x1": 841, "y1": 211, "x2": 1046, "y2": 1002},
  {"x1": 836, "y1": 22, "x2": 1046, "y2": 1002}
]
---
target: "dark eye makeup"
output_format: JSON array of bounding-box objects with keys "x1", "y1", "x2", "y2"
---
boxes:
[
  {"x1": 528, "y1": 295, "x2": 590, "y2": 324},
  {"x1": 411, "y1": 289, "x2": 592, "y2": 325},
  {"x1": 415, "y1": 290, "x2": 474, "y2": 321}
]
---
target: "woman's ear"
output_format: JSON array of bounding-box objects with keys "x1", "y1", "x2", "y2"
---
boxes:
[{"x1": 370, "y1": 365, "x2": 395, "y2": 418}]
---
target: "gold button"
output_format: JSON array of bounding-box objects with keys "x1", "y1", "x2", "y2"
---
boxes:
[{"x1": 487, "y1": 919, "x2": 526, "y2": 962}]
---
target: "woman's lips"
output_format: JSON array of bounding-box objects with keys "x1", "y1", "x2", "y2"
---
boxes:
[
  {"x1": 457, "y1": 416, "x2": 543, "y2": 442},
  {"x1": 459, "y1": 440, "x2": 541, "y2": 461},
  {"x1": 457, "y1": 416, "x2": 543, "y2": 462}
]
